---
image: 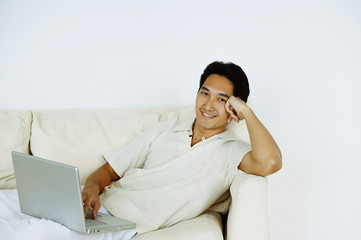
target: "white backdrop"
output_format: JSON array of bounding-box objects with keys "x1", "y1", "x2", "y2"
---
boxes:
[{"x1": 1, "y1": 0, "x2": 361, "y2": 239}]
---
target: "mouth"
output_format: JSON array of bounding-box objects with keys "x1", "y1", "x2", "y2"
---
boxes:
[{"x1": 201, "y1": 111, "x2": 217, "y2": 119}]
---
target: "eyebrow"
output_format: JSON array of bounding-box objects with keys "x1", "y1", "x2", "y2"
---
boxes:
[{"x1": 200, "y1": 86, "x2": 230, "y2": 99}]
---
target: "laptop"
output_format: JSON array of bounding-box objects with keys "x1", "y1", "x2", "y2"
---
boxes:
[{"x1": 12, "y1": 151, "x2": 136, "y2": 234}]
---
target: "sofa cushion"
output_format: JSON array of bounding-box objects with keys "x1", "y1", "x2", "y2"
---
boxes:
[
  {"x1": 0, "y1": 111, "x2": 32, "y2": 189},
  {"x1": 30, "y1": 106, "x2": 195, "y2": 185},
  {"x1": 133, "y1": 211, "x2": 223, "y2": 240},
  {"x1": 227, "y1": 119, "x2": 250, "y2": 143}
]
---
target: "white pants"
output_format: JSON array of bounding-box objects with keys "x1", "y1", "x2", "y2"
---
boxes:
[{"x1": 0, "y1": 190, "x2": 137, "y2": 240}]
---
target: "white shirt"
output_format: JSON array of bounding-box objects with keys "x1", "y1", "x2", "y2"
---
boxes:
[{"x1": 99, "y1": 119, "x2": 251, "y2": 234}]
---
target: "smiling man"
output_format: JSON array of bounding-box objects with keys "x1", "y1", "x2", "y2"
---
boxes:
[
  {"x1": 82, "y1": 61, "x2": 282, "y2": 236},
  {"x1": 192, "y1": 74, "x2": 233, "y2": 145},
  {"x1": 193, "y1": 62, "x2": 282, "y2": 176}
]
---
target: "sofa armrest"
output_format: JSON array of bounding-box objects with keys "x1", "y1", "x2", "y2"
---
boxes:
[{"x1": 226, "y1": 174, "x2": 269, "y2": 240}]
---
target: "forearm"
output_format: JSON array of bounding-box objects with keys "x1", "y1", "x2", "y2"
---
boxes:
[
  {"x1": 243, "y1": 108, "x2": 282, "y2": 173},
  {"x1": 84, "y1": 163, "x2": 119, "y2": 194},
  {"x1": 82, "y1": 163, "x2": 119, "y2": 218},
  {"x1": 226, "y1": 96, "x2": 282, "y2": 176}
]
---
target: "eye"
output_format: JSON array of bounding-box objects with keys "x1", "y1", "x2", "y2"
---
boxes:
[
  {"x1": 218, "y1": 98, "x2": 226, "y2": 102},
  {"x1": 200, "y1": 91, "x2": 208, "y2": 96}
]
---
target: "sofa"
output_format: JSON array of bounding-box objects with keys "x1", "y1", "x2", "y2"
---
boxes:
[{"x1": 0, "y1": 106, "x2": 269, "y2": 240}]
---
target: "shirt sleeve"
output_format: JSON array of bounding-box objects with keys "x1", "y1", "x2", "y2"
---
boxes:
[
  {"x1": 227, "y1": 140, "x2": 252, "y2": 182},
  {"x1": 103, "y1": 121, "x2": 171, "y2": 177}
]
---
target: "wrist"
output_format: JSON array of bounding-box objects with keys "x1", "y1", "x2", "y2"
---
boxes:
[
  {"x1": 239, "y1": 106, "x2": 254, "y2": 120},
  {"x1": 84, "y1": 180, "x2": 101, "y2": 194},
  {"x1": 242, "y1": 107, "x2": 255, "y2": 120}
]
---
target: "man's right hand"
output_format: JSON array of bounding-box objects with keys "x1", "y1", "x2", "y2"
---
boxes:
[
  {"x1": 81, "y1": 163, "x2": 120, "y2": 219},
  {"x1": 82, "y1": 184, "x2": 101, "y2": 219}
]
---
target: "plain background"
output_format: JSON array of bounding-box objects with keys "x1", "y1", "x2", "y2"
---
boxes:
[{"x1": 1, "y1": 0, "x2": 361, "y2": 239}]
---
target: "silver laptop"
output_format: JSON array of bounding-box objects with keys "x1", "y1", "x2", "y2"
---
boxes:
[{"x1": 12, "y1": 151, "x2": 136, "y2": 234}]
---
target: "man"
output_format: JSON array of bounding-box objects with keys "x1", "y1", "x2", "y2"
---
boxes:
[{"x1": 82, "y1": 61, "x2": 282, "y2": 234}]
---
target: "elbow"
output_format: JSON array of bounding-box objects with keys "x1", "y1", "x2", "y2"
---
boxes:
[
  {"x1": 267, "y1": 155, "x2": 282, "y2": 175},
  {"x1": 260, "y1": 154, "x2": 282, "y2": 176},
  {"x1": 270, "y1": 157, "x2": 282, "y2": 173}
]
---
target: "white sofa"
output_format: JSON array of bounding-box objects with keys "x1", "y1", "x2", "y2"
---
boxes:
[{"x1": 0, "y1": 106, "x2": 269, "y2": 240}]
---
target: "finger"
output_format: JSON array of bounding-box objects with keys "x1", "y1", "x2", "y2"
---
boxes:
[
  {"x1": 81, "y1": 192, "x2": 86, "y2": 202},
  {"x1": 233, "y1": 115, "x2": 240, "y2": 123},
  {"x1": 225, "y1": 105, "x2": 235, "y2": 117},
  {"x1": 227, "y1": 115, "x2": 232, "y2": 124},
  {"x1": 92, "y1": 201, "x2": 101, "y2": 219},
  {"x1": 83, "y1": 199, "x2": 91, "y2": 217},
  {"x1": 225, "y1": 101, "x2": 240, "y2": 123},
  {"x1": 225, "y1": 103, "x2": 236, "y2": 116},
  {"x1": 225, "y1": 108, "x2": 233, "y2": 116},
  {"x1": 228, "y1": 114, "x2": 240, "y2": 123},
  {"x1": 229, "y1": 110, "x2": 239, "y2": 121}
]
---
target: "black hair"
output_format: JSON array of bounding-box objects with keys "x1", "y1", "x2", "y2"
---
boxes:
[{"x1": 199, "y1": 61, "x2": 250, "y2": 102}]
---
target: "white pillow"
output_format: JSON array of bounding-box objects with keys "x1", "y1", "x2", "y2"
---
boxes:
[{"x1": 0, "y1": 111, "x2": 32, "y2": 189}]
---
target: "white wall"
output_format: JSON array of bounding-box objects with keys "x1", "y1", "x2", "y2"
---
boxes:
[{"x1": 1, "y1": 0, "x2": 361, "y2": 239}]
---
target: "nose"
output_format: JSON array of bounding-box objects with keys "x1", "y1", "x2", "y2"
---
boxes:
[{"x1": 203, "y1": 98, "x2": 216, "y2": 111}]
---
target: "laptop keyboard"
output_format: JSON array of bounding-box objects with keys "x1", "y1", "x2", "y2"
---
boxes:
[
  {"x1": 85, "y1": 209, "x2": 107, "y2": 227},
  {"x1": 85, "y1": 218, "x2": 106, "y2": 227}
]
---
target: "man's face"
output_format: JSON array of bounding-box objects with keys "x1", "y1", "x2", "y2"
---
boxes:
[{"x1": 195, "y1": 74, "x2": 234, "y2": 134}]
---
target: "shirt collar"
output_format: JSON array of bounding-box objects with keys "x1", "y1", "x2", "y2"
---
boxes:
[
  {"x1": 172, "y1": 118, "x2": 195, "y2": 132},
  {"x1": 172, "y1": 118, "x2": 238, "y2": 141}
]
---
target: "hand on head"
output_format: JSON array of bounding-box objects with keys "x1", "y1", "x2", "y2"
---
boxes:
[{"x1": 225, "y1": 96, "x2": 249, "y2": 123}]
